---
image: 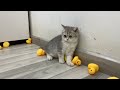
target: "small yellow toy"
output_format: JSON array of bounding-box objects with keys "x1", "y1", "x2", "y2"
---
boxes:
[
  {"x1": 107, "y1": 76, "x2": 119, "y2": 79},
  {"x1": 88, "y1": 63, "x2": 99, "y2": 75},
  {"x1": 26, "y1": 40, "x2": 32, "y2": 44},
  {"x1": 3, "y1": 41, "x2": 10, "y2": 48},
  {"x1": 72, "y1": 56, "x2": 81, "y2": 66},
  {"x1": 26, "y1": 38, "x2": 32, "y2": 44},
  {"x1": 64, "y1": 56, "x2": 81, "y2": 66},
  {"x1": 28, "y1": 38, "x2": 32, "y2": 41},
  {"x1": 88, "y1": 67, "x2": 96, "y2": 75},
  {"x1": 37, "y1": 48, "x2": 46, "y2": 56},
  {"x1": 0, "y1": 45, "x2": 2, "y2": 50}
]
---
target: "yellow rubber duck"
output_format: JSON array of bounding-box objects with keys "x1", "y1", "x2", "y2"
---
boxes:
[
  {"x1": 64, "y1": 56, "x2": 81, "y2": 66},
  {"x1": 88, "y1": 63, "x2": 99, "y2": 75},
  {"x1": 3, "y1": 42, "x2": 10, "y2": 48},
  {"x1": 107, "y1": 76, "x2": 119, "y2": 79},
  {"x1": 0, "y1": 45, "x2": 2, "y2": 50},
  {"x1": 26, "y1": 40, "x2": 32, "y2": 44},
  {"x1": 72, "y1": 56, "x2": 81, "y2": 66},
  {"x1": 26, "y1": 38, "x2": 32, "y2": 44},
  {"x1": 28, "y1": 38, "x2": 32, "y2": 41},
  {"x1": 37, "y1": 48, "x2": 46, "y2": 56},
  {"x1": 88, "y1": 67, "x2": 96, "y2": 75}
]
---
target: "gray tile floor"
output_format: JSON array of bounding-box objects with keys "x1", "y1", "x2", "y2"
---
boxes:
[{"x1": 0, "y1": 44, "x2": 110, "y2": 79}]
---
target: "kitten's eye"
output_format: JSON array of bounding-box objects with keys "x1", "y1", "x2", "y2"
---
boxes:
[
  {"x1": 64, "y1": 35, "x2": 67, "y2": 38},
  {"x1": 69, "y1": 35, "x2": 72, "y2": 38}
]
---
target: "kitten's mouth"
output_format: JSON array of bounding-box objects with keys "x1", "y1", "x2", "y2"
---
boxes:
[{"x1": 65, "y1": 40, "x2": 69, "y2": 42}]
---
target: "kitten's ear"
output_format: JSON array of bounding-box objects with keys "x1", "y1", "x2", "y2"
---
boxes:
[
  {"x1": 61, "y1": 24, "x2": 66, "y2": 28},
  {"x1": 61, "y1": 24, "x2": 66, "y2": 32},
  {"x1": 73, "y1": 27, "x2": 78, "y2": 32}
]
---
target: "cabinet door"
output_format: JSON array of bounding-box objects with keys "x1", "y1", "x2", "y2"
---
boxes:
[{"x1": 0, "y1": 11, "x2": 29, "y2": 42}]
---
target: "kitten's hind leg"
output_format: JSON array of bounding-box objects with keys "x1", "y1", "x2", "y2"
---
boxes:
[{"x1": 47, "y1": 54, "x2": 53, "y2": 61}]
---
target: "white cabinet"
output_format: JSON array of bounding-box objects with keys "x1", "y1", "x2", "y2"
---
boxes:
[{"x1": 0, "y1": 11, "x2": 29, "y2": 42}]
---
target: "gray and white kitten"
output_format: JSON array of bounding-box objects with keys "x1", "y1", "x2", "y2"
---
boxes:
[{"x1": 45, "y1": 24, "x2": 79, "y2": 66}]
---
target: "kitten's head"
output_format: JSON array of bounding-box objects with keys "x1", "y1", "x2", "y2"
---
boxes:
[{"x1": 61, "y1": 24, "x2": 79, "y2": 43}]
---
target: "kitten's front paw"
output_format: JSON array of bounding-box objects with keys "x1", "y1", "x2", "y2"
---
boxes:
[
  {"x1": 59, "y1": 59, "x2": 65, "y2": 64},
  {"x1": 66, "y1": 61, "x2": 74, "y2": 66}
]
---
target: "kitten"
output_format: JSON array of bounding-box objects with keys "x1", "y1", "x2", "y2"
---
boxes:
[{"x1": 45, "y1": 24, "x2": 79, "y2": 66}]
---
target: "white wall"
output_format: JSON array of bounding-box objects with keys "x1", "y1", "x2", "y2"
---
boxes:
[
  {"x1": 30, "y1": 11, "x2": 120, "y2": 60},
  {"x1": 30, "y1": 11, "x2": 78, "y2": 41},
  {"x1": 0, "y1": 11, "x2": 29, "y2": 42}
]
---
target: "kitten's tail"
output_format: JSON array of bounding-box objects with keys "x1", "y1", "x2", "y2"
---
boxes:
[
  {"x1": 36, "y1": 38, "x2": 48, "y2": 52},
  {"x1": 39, "y1": 46, "x2": 46, "y2": 50}
]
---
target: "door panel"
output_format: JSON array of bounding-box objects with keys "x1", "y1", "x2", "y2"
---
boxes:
[{"x1": 0, "y1": 11, "x2": 29, "y2": 42}]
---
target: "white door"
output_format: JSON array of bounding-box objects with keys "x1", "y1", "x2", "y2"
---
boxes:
[{"x1": 0, "y1": 11, "x2": 29, "y2": 42}]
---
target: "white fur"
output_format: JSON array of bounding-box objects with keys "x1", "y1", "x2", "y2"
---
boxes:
[
  {"x1": 59, "y1": 58, "x2": 65, "y2": 64},
  {"x1": 62, "y1": 41, "x2": 77, "y2": 66},
  {"x1": 66, "y1": 55, "x2": 74, "y2": 66},
  {"x1": 47, "y1": 54, "x2": 53, "y2": 60},
  {"x1": 58, "y1": 54, "x2": 65, "y2": 64}
]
